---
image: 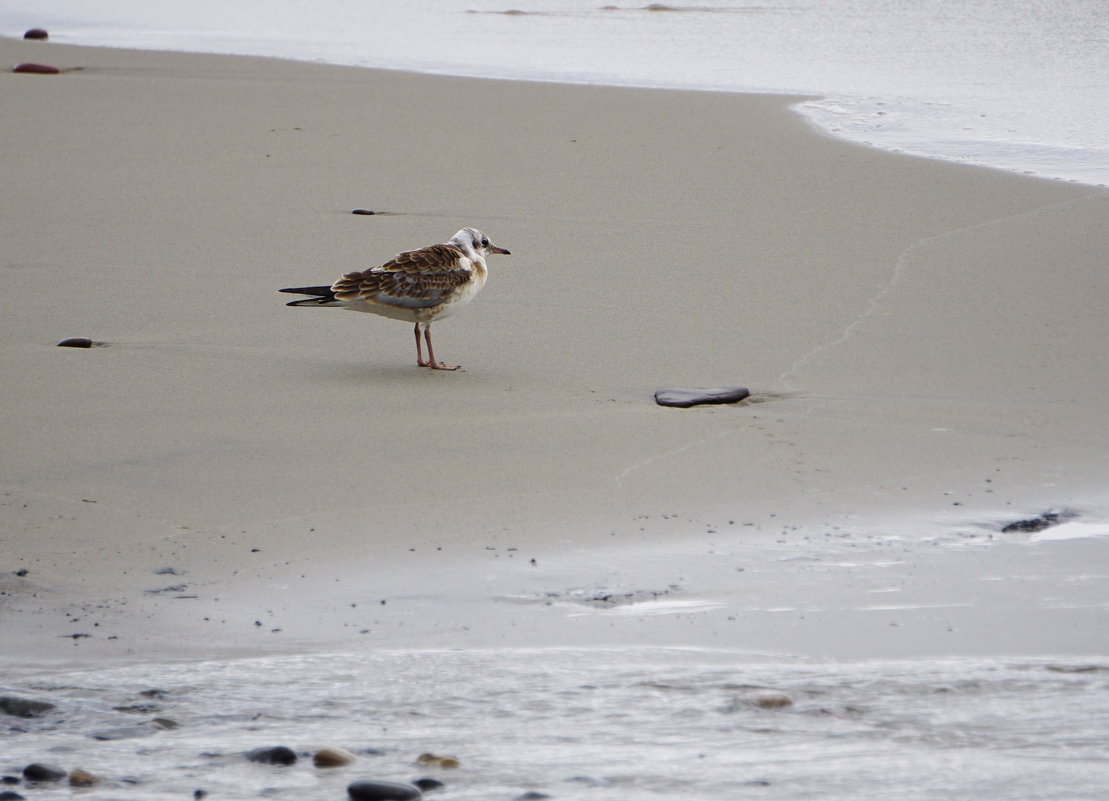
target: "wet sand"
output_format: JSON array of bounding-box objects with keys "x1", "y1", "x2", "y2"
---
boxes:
[{"x1": 2, "y1": 37, "x2": 1108, "y2": 667}]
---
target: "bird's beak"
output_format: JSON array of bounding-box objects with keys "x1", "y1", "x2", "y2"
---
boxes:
[{"x1": 489, "y1": 244, "x2": 511, "y2": 255}]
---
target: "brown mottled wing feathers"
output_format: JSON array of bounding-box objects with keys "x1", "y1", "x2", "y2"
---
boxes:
[{"x1": 331, "y1": 244, "x2": 470, "y2": 308}]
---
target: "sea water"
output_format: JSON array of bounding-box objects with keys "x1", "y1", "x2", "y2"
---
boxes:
[
  {"x1": 4, "y1": 649, "x2": 1109, "y2": 800},
  {"x1": 3, "y1": 524, "x2": 1109, "y2": 799},
  {"x1": 3, "y1": 0, "x2": 1107, "y2": 185}
]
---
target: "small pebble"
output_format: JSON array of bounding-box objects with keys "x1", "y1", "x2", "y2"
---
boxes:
[
  {"x1": 751, "y1": 692, "x2": 793, "y2": 709},
  {"x1": 0, "y1": 791, "x2": 26, "y2": 801},
  {"x1": 348, "y1": 779, "x2": 422, "y2": 801},
  {"x1": 415, "y1": 753, "x2": 458, "y2": 769},
  {"x1": 57, "y1": 337, "x2": 93, "y2": 348},
  {"x1": 13, "y1": 63, "x2": 60, "y2": 75},
  {"x1": 246, "y1": 746, "x2": 297, "y2": 766},
  {"x1": 314, "y1": 746, "x2": 357, "y2": 768},
  {"x1": 411, "y1": 778, "x2": 444, "y2": 792},
  {"x1": 22, "y1": 765, "x2": 66, "y2": 783},
  {"x1": 351, "y1": 209, "x2": 376, "y2": 215},
  {"x1": 23, "y1": 28, "x2": 49, "y2": 40},
  {"x1": 68, "y1": 769, "x2": 100, "y2": 788}
]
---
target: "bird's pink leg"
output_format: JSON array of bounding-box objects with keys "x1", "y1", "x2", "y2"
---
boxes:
[
  {"x1": 423, "y1": 325, "x2": 460, "y2": 371},
  {"x1": 414, "y1": 323, "x2": 430, "y2": 367}
]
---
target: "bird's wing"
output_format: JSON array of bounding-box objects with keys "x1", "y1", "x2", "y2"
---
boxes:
[{"x1": 332, "y1": 244, "x2": 472, "y2": 310}]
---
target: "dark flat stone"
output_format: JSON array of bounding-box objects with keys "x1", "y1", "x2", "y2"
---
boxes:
[
  {"x1": 23, "y1": 29, "x2": 49, "y2": 40},
  {"x1": 57, "y1": 338, "x2": 93, "y2": 348},
  {"x1": 22, "y1": 765, "x2": 65, "y2": 783},
  {"x1": 1001, "y1": 510, "x2": 1074, "y2": 533},
  {"x1": 0, "y1": 697, "x2": 55, "y2": 718},
  {"x1": 348, "y1": 779, "x2": 422, "y2": 801},
  {"x1": 13, "y1": 63, "x2": 60, "y2": 74},
  {"x1": 246, "y1": 746, "x2": 297, "y2": 766},
  {"x1": 655, "y1": 386, "x2": 750, "y2": 408}
]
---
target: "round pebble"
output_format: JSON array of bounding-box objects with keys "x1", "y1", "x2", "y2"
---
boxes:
[
  {"x1": 314, "y1": 746, "x2": 357, "y2": 768},
  {"x1": 411, "y1": 778, "x2": 444, "y2": 792},
  {"x1": 23, "y1": 29, "x2": 49, "y2": 40},
  {"x1": 68, "y1": 769, "x2": 100, "y2": 788},
  {"x1": 13, "y1": 63, "x2": 60, "y2": 75},
  {"x1": 0, "y1": 791, "x2": 26, "y2": 801},
  {"x1": 751, "y1": 692, "x2": 793, "y2": 709},
  {"x1": 57, "y1": 337, "x2": 93, "y2": 348},
  {"x1": 348, "y1": 780, "x2": 422, "y2": 801},
  {"x1": 351, "y1": 209, "x2": 376, "y2": 215}
]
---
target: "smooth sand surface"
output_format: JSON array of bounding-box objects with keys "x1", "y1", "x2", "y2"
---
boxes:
[{"x1": 2, "y1": 38, "x2": 1108, "y2": 666}]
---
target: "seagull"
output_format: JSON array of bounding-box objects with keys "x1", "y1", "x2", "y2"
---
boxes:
[{"x1": 280, "y1": 228, "x2": 509, "y2": 370}]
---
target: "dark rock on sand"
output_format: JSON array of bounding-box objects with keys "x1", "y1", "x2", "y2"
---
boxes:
[
  {"x1": 352, "y1": 209, "x2": 377, "y2": 215},
  {"x1": 13, "y1": 63, "x2": 60, "y2": 75},
  {"x1": 0, "y1": 777, "x2": 20, "y2": 785},
  {"x1": 654, "y1": 386, "x2": 750, "y2": 408},
  {"x1": 22, "y1": 764, "x2": 66, "y2": 783},
  {"x1": 23, "y1": 28, "x2": 49, "y2": 40},
  {"x1": 412, "y1": 778, "x2": 444, "y2": 792},
  {"x1": 57, "y1": 337, "x2": 93, "y2": 348},
  {"x1": 246, "y1": 746, "x2": 298, "y2": 766},
  {"x1": 1001, "y1": 511, "x2": 1073, "y2": 533},
  {"x1": 0, "y1": 791, "x2": 26, "y2": 801},
  {"x1": 0, "y1": 697, "x2": 55, "y2": 718},
  {"x1": 514, "y1": 793, "x2": 551, "y2": 800},
  {"x1": 348, "y1": 779, "x2": 422, "y2": 801}
]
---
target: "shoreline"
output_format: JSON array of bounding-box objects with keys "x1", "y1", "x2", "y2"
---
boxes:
[{"x1": 2, "y1": 37, "x2": 1108, "y2": 668}]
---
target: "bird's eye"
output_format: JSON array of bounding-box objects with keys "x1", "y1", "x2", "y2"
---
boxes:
[{"x1": 480, "y1": 238, "x2": 489, "y2": 247}]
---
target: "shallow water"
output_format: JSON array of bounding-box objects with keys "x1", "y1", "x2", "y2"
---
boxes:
[
  {"x1": 3, "y1": 0, "x2": 1107, "y2": 185},
  {"x1": 3, "y1": 517, "x2": 1109, "y2": 799},
  {"x1": 4, "y1": 649, "x2": 1109, "y2": 801}
]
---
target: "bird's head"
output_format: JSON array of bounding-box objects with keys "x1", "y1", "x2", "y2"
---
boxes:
[{"x1": 451, "y1": 228, "x2": 510, "y2": 259}]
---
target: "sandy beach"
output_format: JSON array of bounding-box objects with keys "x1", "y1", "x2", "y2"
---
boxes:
[{"x1": 2, "y1": 36, "x2": 1108, "y2": 673}]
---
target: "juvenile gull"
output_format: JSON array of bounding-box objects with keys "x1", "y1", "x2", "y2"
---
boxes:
[{"x1": 280, "y1": 228, "x2": 509, "y2": 370}]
